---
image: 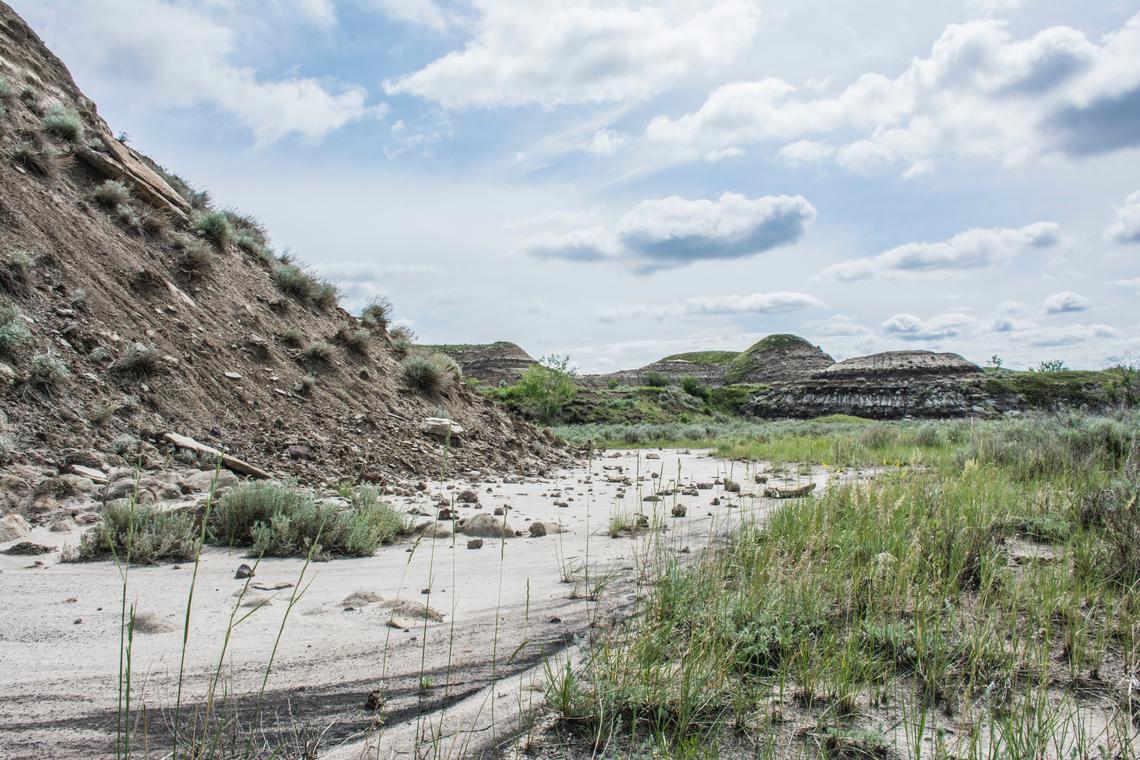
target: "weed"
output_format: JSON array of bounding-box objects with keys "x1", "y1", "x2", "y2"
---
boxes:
[
  {"x1": 0, "y1": 305, "x2": 30, "y2": 354},
  {"x1": 211, "y1": 482, "x2": 409, "y2": 558},
  {"x1": 279, "y1": 328, "x2": 304, "y2": 348},
  {"x1": 193, "y1": 210, "x2": 233, "y2": 249},
  {"x1": 13, "y1": 141, "x2": 69, "y2": 178},
  {"x1": 92, "y1": 179, "x2": 131, "y2": 208},
  {"x1": 294, "y1": 374, "x2": 317, "y2": 395},
  {"x1": 297, "y1": 340, "x2": 334, "y2": 366},
  {"x1": 335, "y1": 325, "x2": 370, "y2": 355},
  {"x1": 313, "y1": 280, "x2": 339, "y2": 310},
  {"x1": 28, "y1": 350, "x2": 69, "y2": 387},
  {"x1": 361, "y1": 297, "x2": 392, "y2": 330},
  {"x1": 75, "y1": 501, "x2": 199, "y2": 564},
  {"x1": 42, "y1": 108, "x2": 84, "y2": 140},
  {"x1": 273, "y1": 263, "x2": 317, "y2": 301},
  {"x1": 111, "y1": 343, "x2": 161, "y2": 379},
  {"x1": 402, "y1": 353, "x2": 456, "y2": 395}
]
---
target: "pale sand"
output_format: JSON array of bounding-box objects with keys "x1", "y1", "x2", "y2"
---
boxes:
[{"x1": 0, "y1": 450, "x2": 867, "y2": 759}]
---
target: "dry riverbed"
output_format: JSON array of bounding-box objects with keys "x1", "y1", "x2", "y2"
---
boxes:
[{"x1": 0, "y1": 450, "x2": 872, "y2": 759}]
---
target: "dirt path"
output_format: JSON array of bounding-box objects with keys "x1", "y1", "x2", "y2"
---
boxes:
[{"x1": 0, "y1": 451, "x2": 868, "y2": 759}]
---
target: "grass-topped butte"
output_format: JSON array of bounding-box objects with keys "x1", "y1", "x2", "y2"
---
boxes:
[{"x1": 724, "y1": 333, "x2": 819, "y2": 384}]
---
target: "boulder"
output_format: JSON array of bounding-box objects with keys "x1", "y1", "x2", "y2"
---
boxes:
[
  {"x1": 528, "y1": 521, "x2": 547, "y2": 537},
  {"x1": 0, "y1": 513, "x2": 31, "y2": 543},
  {"x1": 419, "y1": 418, "x2": 464, "y2": 441},
  {"x1": 458, "y1": 513, "x2": 513, "y2": 538}
]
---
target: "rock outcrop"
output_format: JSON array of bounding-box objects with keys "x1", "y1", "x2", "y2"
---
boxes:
[
  {"x1": 419, "y1": 342, "x2": 536, "y2": 386},
  {"x1": 743, "y1": 351, "x2": 988, "y2": 419}
]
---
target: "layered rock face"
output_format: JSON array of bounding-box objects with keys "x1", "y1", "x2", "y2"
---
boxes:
[
  {"x1": 579, "y1": 358, "x2": 727, "y2": 389},
  {"x1": 743, "y1": 351, "x2": 988, "y2": 419},
  {"x1": 423, "y1": 342, "x2": 537, "y2": 386}
]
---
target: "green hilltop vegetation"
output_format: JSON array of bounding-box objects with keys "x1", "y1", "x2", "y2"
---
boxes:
[
  {"x1": 724, "y1": 333, "x2": 820, "y2": 384},
  {"x1": 660, "y1": 350, "x2": 738, "y2": 364}
]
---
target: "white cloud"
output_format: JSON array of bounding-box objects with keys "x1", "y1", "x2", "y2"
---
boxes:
[
  {"x1": 808, "y1": 314, "x2": 872, "y2": 337},
  {"x1": 1105, "y1": 190, "x2": 1140, "y2": 244},
  {"x1": 1043, "y1": 290, "x2": 1090, "y2": 313},
  {"x1": 776, "y1": 140, "x2": 835, "y2": 165},
  {"x1": 882, "y1": 312, "x2": 974, "y2": 341},
  {"x1": 1110, "y1": 276, "x2": 1140, "y2": 293},
  {"x1": 522, "y1": 192, "x2": 817, "y2": 272},
  {"x1": 363, "y1": 0, "x2": 449, "y2": 31},
  {"x1": 32, "y1": 0, "x2": 380, "y2": 145},
  {"x1": 384, "y1": 0, "x2": 759, "y2": 107},
  {"x1": 823, "y1": 223, "x2": 1060, "y2": 281},
  {"x1": 286, "y1": 0, "x2": 337, "y2": 27},
  {"x1": 647, "y1": 13, "x2": 1140, "y2": 172},
  {"x1": 597, "y1": 292, "x2": 825, "y2": 322},
  {"x1": 1024, "y1": 324, "x2": 1117, "y2": 347},
  {"x1": 587, "y1": 128, "x2": 627, "y2": 157}
]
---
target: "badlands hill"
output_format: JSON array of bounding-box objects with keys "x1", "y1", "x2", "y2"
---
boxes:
[{"x1": 0, "y1": 1, "x2": 563, "y2": 487}]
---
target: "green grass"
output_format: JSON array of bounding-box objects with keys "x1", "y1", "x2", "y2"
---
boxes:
[
  {"x1": 211, "y1": 482, "x2": 410, "y2": 559},
  {"x1": 77, "y1": 501, "x2": 199, "y2": 563},
  {"x1": 0, "y1": 305, "x2": 31, "y2": 354},
  {"x1": 42, "y1": 108, "x2": 83, "y2": 140},
  {"x1": 192, "y1": 210, "x2": 233, "y2": 249},
  {"x1": 548, "y1": 413, "x2": 1140, "y2": 756},
  {"x1": 724, "y1": 334, "x2": 816, "y2": 384},
  {"x1": 660, "y1": 350, "x2": 739, "y2": 364},
  {"x1": 402, "y1": 353, "x2": 458, "y2": 395}
]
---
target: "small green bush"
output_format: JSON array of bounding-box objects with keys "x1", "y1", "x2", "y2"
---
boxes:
[
  {"x1": 294, "y1": 374, "x2": 316, "y2": 395},
  {"x1": 211, "y1": 482, "x2": 408, "y2": 558},
  {"x1": 313, "y1": 280, "x2": 339, "y2": 310},
  {"x1": 361, "y1": 297, "x2": 392, "y2": 330},
  {"x1": 92, "y1": 179, "x2": 130, "y2": 208},
  {"x1": 76, "y1": 501, "x2": 199, "y2": 564},
  {"x1": 116, "y1": 204, "x2": 142, "y2": 233},
  {"x1": 402, "y1": 353, "x2": 456, "y2": 395},
  {"x1": 193, "y1": 210, "x2": 233, "y2": 249},
  {"x1": 680, "y1": 375, "x2": 710, "y2": 400},
  {"x1": 279, "y1": 328, "x2": 304, "y2": 348},
  {"x1": 41, "y1": 108, "x2": 83, "y2": 141},
  {"x1": 0, "y1": 76, "x2": 12, "y2": 99},
  {"x1": 111, "y1": 343, "x2": 161, "y2": 379},
  {"x1": 298, "y1": 340, "x2": 334, "y2": 365},
  {"x1": 644, "y1": 371, "x2": 670, "y2": 388},
  {"x1": 335, "y1": 325, "x2": 370, "y2": 355},
  {"x1": 511, "y1": 355, "x2": 577, "y2": 424},
  {"x1": 273, "y1": 263, "x2": 317, "y2": 301},
  {"x1": 0, "y1": 305, "x2": 30, "y2": 354},
  {"x1": 28, "y1": 350, "x2": 69, "y2": 387}
]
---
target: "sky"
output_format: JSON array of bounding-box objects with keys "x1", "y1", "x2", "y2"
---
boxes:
[{"x1": 11, "y1": 0, "x2": 1140, "y2": 372}]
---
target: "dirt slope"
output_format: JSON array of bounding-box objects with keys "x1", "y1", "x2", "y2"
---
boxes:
[{"x1": 0, "y1": 2, "x2": 564, "y2": 486}]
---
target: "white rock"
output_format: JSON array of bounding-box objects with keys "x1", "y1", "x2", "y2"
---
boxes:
[
  {"x1": 419, "y1": 417, "x2": 464, "y2": 439},
  {"x1": 0, "y1": 513, "x2": 31, "y2": 543}
]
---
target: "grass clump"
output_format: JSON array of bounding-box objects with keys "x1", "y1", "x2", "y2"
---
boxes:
[
  {"x1": 28, "y1": 350, "x2": 69, "y2": 387},
  {"x1": 192, "y1": 210, "x2": 233, "y2": 249},
  {"x1": 313, "y1": 280, "x2": 339, "y2": 310},
  {"x1": 361, "y1": 297, "x2": 392, "y2": 330},
  {"x1": 389, "y1": 324, "x2": 416, "y2": 358},
  {"x1": 111, "y1": 343, "x2": 162, "y2": 379},
  {"x1": 92, "y1": 179, "x2": 131, "y2": 208},
  {"x1": 0, "y1": 305, "x2": 30, "y2": 354},
  {"x1": 279, "y1": 328, "x2": 304, "y2": 348},
  {"x1": 272, "y1": 263, "x2": 317, "y2": 301},
  {"x1": 335, "y1": 325, "x2": 370, "y2": 355},
  {"x1": 401, "y1": 353, "x2": 457, "y2": 395},
  {"x1": 211, "y1": 482, "x2": 409, "y2": 558},
  {"x1": 76, "y1": 501, "x2": 199, "y2": 564},
  {"x1": 41, "y1": 108, "x2": 84, "y2": 141},
  {"x1": 297, "y1": 340, "x2": 334, "y2": 366}
]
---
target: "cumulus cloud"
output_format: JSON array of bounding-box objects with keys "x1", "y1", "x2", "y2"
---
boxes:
[
  {"x1": 597, "y1": 292, "x2": 825, "y2": 322},
  {"x1": 823, "y1": 223, "x2": 1060, "y2": 281},
  {"x1": 384, "y1": 0, "x2": 759, "y2": 107},
  {"x1": 776, "y1": 140, "x2": 835, "y2": 165},
  {"x1": 647, "y1": 13, "x2": 1140, "y2": 173},
  {"x1": 521, "y1": 192, "x2": 816, "y2": 272},
  {"x1": 1043, "y1": 290, "x2": 1090, "y2": 313},
  {"x1": 882, "y1": 312, "x2": 974, "y2": 341},
  {"x1": 808, "y1": 314, "x2": 873, "y2": 337},
  {"x1": 1105, "y1": 191, "x2": 1140, "y2": 244},
  {"x1": 29, "y1": 0, "x2": 380, "y2": 145}
]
